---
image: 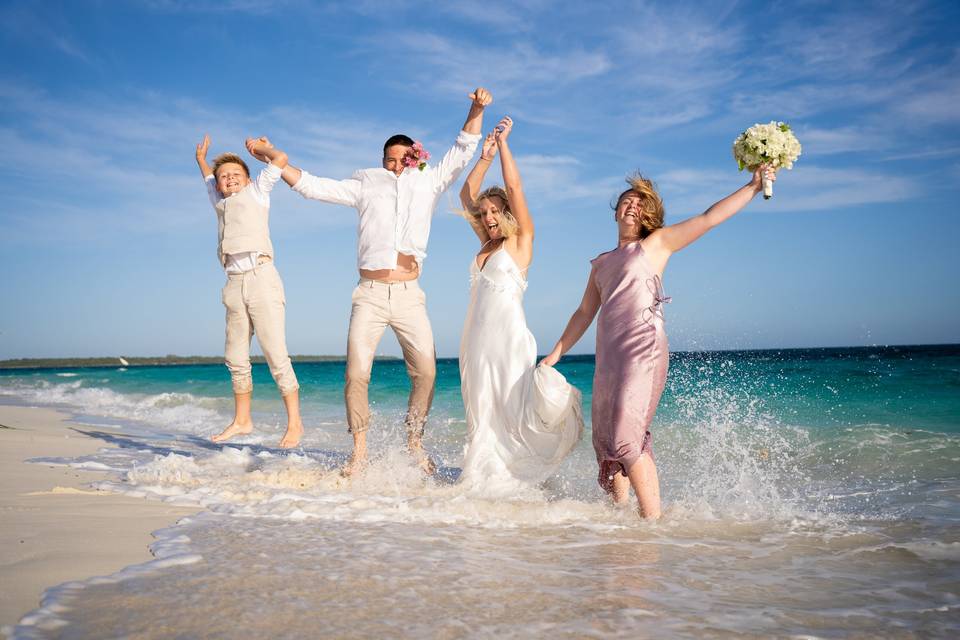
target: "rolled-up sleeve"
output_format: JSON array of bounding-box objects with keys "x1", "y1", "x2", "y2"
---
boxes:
[
  {"x1": 292, "y1": 171, "x2": 362, "y2": 208},
  {"x1": 432, "y1": 130, "x2": 481, "y2": 193}
]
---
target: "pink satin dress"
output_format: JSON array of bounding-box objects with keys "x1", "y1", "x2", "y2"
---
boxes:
[{"x1": 590, "y1": 241, "x2": 671, "y2": 493}]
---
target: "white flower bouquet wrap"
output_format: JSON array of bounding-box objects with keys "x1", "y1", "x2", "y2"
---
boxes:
[{"x1": 733, "y1": 121, "x2": 801, "y2": 199}]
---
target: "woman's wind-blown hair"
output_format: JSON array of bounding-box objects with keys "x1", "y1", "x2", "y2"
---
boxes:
[
  {"x1": 612, "y1": 173, "x2": 665, "y2": 239},
  {"x1": 463, "y1": 186, "x2": 519, "y2": 238}
]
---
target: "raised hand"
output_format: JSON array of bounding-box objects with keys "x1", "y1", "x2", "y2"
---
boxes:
[
  {"x1": 245, "y1": 136, "x2": 272, "y2": 163},
  {"x1": 195, "y1": 134, "x2": 214, "y2": 178},
  {"x1": 464, "y1": 87, "x2": 493, "y2": 135},
  {"x1": 469, "y1": 87, "x2": 493, "y2": 109},
  {"x1": 196, "y1": 134, "x2": 210, "y2": 165},
  {"x1": 480, "y1": 131, "x2": 498, "y2": 161},
  {"x1": 494, "y1": 116, "x2": 513, "y2": 144},
  {"x1": 748, "y1": 163, "x2": 776, "y2": 193}
]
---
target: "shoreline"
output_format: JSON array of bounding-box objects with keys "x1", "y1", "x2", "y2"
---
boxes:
[
  {"x1": 2, "y1": 343, "x2": 957, "y2": 370},
  {"x1": 0, "y1": 405, "x2": 197, "y2": 629},
  {"x1": 0, "y1": 354, "x2": 402, "y2": 369}
]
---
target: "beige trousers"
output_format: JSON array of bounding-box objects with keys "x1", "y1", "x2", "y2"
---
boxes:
[
  {"x1": 222, "y1": 262, "x2": 299, "y2": 396},
  {"x1": 345, "y1": 279, "x2": 436, "y2": 436}
]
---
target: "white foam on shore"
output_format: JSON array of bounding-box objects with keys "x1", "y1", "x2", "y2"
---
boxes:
[
  {"x1": 95, "y1": 445, "x2": 632, "y2": 531},
  {"x1": 1, "y1": 377, "x2": 857, "y2": 528},
  {"x1": 4, "y1": 374, "x2": 960, "y2": 638},
  {"x1": 0, "y1": 379, "x2": 228, "y2": 437}
]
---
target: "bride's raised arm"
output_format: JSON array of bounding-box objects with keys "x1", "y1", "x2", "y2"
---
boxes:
[
  {"x1": 495, "y1": 116, "x2": 533, "y2": 268},
  {"x1": 459, "y1": 131, "x2": 498, "y2": 243}
]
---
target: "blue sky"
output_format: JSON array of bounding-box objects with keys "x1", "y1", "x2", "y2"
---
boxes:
[{"x1": 1, "y1": 0, "x2": 958, "y2": 359}]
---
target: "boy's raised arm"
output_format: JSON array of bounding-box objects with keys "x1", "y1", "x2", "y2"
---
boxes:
[
  {"x1": 196, "y1": 134, "x2": 221, "y2": 207},
  {"x1": 245, "y1": 136, "x2": 298, "y2": 184},
  {"x1": 246, "y1": 137, "x2": 288, "y2": 170},
  {"x1": 245, "y1": 137, "x2": 290, "y2": 197},
  {"x1": 196, "y1": 134, "x2": 213, "y2": 178}
]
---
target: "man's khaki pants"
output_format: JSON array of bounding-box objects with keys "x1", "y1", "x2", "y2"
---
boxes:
[
  {"x1": 345, "y1": 279, "x2": 436, "y2": 436},
  {"x1": 222, "y1": 262, "x2": 299, "y2": 396}
]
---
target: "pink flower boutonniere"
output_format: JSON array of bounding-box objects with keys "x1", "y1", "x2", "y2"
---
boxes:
[{"x1": 403, "y1": 141, "x2": 431, "y2": 171}]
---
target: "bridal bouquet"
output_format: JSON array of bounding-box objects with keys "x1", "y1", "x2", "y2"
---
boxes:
[
  {"x1": 403, "y1": 141, "x2": 431, "y2": 171},
  {"x1": 732, "y1": 121, "x2": 801, "y2": 199}
]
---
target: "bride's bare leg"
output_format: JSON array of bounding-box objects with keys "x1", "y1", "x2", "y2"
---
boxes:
[{"x1": 213, "y1": 392, "x2": 254, "y2": 443}]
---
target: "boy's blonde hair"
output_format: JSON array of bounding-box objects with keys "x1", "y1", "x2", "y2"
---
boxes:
[
  {"x1": 465, "y1": 186, "x2": 519, "y2": 238},
  {"x1": 212, "y1": 153, "x2": 250, "y2": 179},
  {"x1": 613, "y1": 173, "x2": 664, "y2": 239}
]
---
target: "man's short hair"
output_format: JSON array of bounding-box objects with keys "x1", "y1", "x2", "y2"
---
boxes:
[{"x1": 383, "y1": 134, "x2": 415, "y2": 156}]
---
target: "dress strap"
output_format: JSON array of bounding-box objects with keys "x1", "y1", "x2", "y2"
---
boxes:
[{"x1": 479, "y1": 238, "x2": 503, "y2": 251}]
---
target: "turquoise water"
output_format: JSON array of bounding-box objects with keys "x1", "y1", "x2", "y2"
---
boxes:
[
  {"x1": 2, "y1": 345, "x2": 959, "y2": 638},
  {"x1": 6, "y1": 344, "x2": 958, "y2": 431}
]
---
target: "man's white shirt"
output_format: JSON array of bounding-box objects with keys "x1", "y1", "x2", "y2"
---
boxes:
[{"x1": 291, "y1": 130, "x2": 481, "y2": 271}]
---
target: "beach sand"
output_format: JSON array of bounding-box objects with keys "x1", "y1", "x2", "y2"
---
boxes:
[{"x1": 0, "y1": 405, "x2": 196, "y2": 628}]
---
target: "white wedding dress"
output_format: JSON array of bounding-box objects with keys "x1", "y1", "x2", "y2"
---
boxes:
[{"x1": 458, "y1": 248, "x2": 584, "y2": 495}]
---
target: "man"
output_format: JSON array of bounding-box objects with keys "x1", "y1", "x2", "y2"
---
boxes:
[{"x1": 272, "y1": 88, "x2": 492, "y2": 475}]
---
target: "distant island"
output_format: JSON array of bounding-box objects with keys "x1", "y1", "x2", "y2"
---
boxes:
[
  {"x1": 2, "y1": 344, "x2": 956, "y2": 370},
  {"x1": 0, "y1": 355, "x2": 400, "y2": 370}
]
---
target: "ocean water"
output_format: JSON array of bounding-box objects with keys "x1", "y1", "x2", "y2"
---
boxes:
[{"x1": 2, "y1": 345, "x2": 959, "y2": 638}]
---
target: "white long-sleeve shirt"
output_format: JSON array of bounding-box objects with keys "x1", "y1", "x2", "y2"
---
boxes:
[
  {"x1": 205, "y1": 163, "x2": 282, "y2": 273},
  {"x1": 292, "y1": 130, "x2": 481, "y2": 271},
  {"x1": 204, "y1": 162, "x2": 281, "y2": 208}
]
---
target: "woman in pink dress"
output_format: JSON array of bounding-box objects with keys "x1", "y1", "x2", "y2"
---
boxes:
[{"x1": 541, "y1": 166, "x2": 776, "y2": 519}]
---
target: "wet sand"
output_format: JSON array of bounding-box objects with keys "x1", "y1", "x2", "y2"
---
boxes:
[{"x1": 0, "y1": 405, "x2": 196, "y2": 629}]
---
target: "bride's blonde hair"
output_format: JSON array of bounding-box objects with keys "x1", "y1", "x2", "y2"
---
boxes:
[
  {"x1": 463, "y1": 186, "x2": 519, "y2": 238},
  {"x1": 613, "y1": 173, "x2": 665, "y2": 239}
]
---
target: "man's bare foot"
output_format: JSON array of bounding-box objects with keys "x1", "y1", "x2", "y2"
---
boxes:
[
  {"x1": 279, "y1": 421, "x2": 303, "y2": 448},
  {"x1": 212, "y1": 421, "x2": 253, "y2": 443},
  {"x1": 341, "y1": 452, "x2": 368, "y2": 478},
  {"x1": 408, "y1": 444, "x2": 436, "y2": 476}
]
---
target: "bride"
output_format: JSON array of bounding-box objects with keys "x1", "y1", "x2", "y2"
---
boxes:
[{"x1": 456, "y1": 116, "x2": 583, "y2": 494}]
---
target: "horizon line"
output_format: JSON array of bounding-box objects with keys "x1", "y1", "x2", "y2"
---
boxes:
[{"x1": 2, "y1": 342, "x2": 958, "y2": 370}]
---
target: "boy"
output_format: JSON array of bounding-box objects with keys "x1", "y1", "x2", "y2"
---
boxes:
[{"x1": 195, "y1": 135, "x2": 303, "y2": 448}]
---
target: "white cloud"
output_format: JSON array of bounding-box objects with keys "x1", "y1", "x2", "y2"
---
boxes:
[
  {"x1": 0, "y1": 84, "x2": 410, "y2": 246},
  {"x1": 613, "y1": 3, "x2": 743, "y2": 59},
  {"x1": 621, "y1": 104, "x2": 713, "y2": 134},
  {"x1": 881, "y1": 146, "x2": 960, "y2": 162},
  {"x1": 376, "y1": 31, "x2": 611, "y2": 101},
  {"x1": 771, "y1": 6, "x2": 918, "y2": 79},
  {"x1": 896, "y1": 76, "x2": 960, "y2": 124},
  {"x1": 656, "y1": 164, "x2": 916, "y2": 216},
  {"x1": 511, "y1": 154, "x2": 621, "y2": 204},
  {"x1": 795, "y1": 125, "x2": 890, "y2": 156}
]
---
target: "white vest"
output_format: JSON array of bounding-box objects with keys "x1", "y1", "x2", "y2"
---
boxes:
[{"x1": 216, "y1": 185, "x2": 275, "y2": 266}]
